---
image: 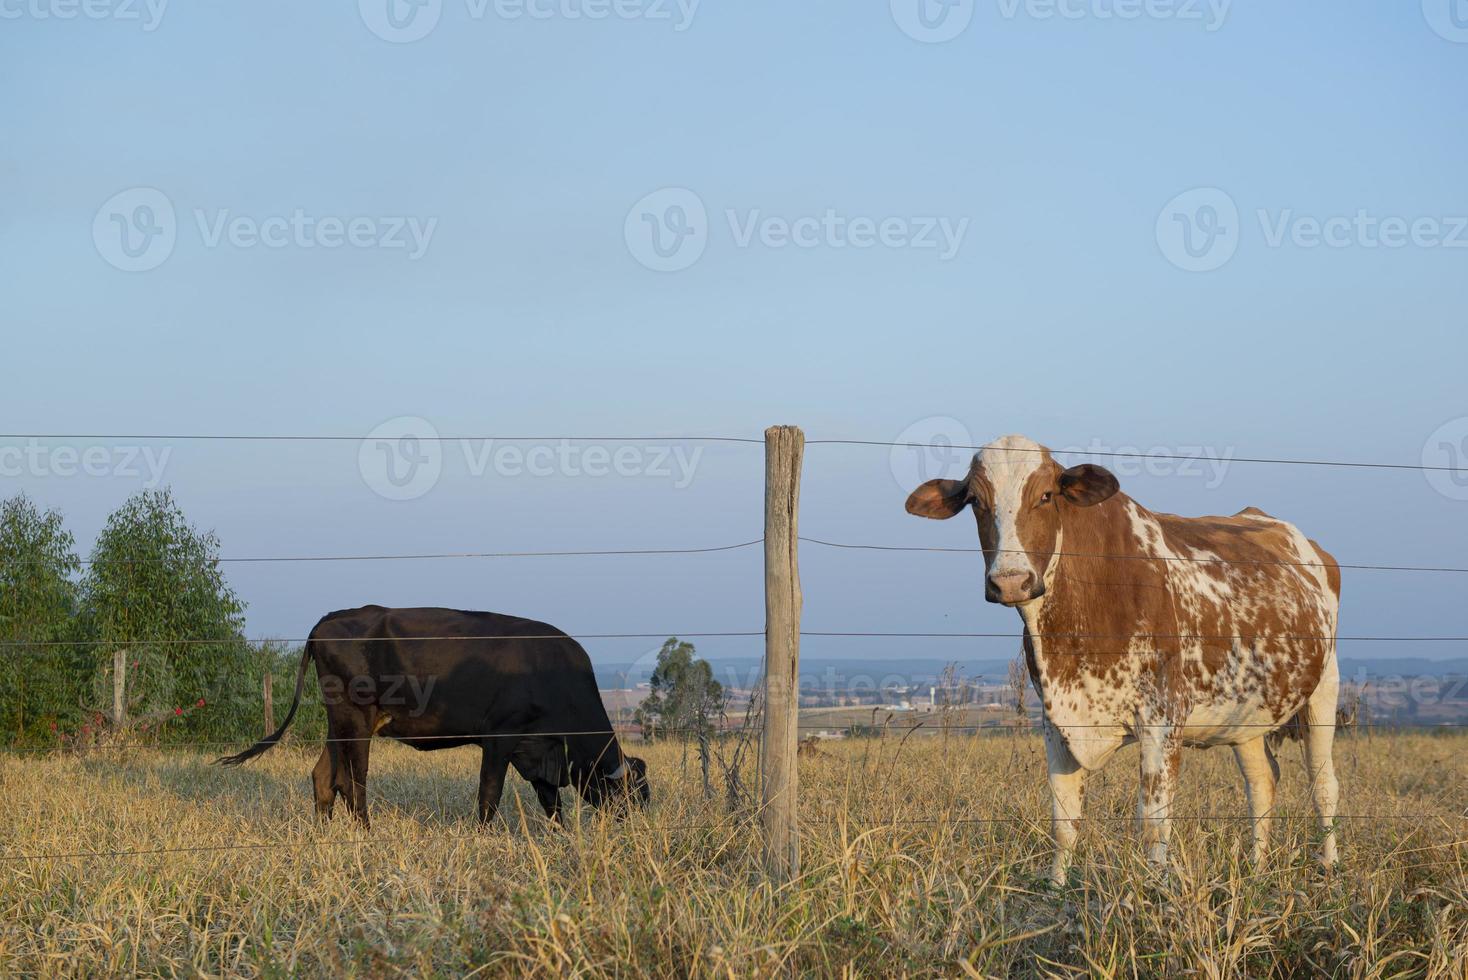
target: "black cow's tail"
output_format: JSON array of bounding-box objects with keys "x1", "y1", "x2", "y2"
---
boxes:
[{"x1": 214, "y1": 642, "x2": 313, "y2": 767}]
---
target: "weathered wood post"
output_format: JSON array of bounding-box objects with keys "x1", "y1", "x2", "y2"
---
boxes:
[
  {"x1": 761, "y1": 424, "x2": 804, "y2": 882},
  {"x1": 699, "y1": 728, "x2": 711, "y2": 801},
  {"x1": 263, "y1": 669, "x2": 275, "y2": 736},
  {"x1": 111, "y1": 649, "x2": 127, "y2": 731}
]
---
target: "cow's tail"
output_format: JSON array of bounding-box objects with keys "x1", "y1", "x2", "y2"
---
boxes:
[{"x1": 214, "y1": 642, "x2": 313, "y2": 767}]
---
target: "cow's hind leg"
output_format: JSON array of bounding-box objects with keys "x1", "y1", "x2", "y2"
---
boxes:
[
  {"x1": 311, "y1": 744, "x2": 338, "y2": 819},
  {"x1": 1300, "y1": 660, "x2": 1341, "y2": 867},
  {"x1": 1233, "y1": 736, "x2": 1279, "y2": 865},
  {"x1": 310, "y1": 740, "x2": 352, "y2": 820},
  {"x1": 1137, "y1": 722, "x2": 1182, "y2": 869},
  {"x1": 1043, "y1": 721, "x2": 1088, "y2": 886},
  {"x1": 337, "y1": 711, "x2": 373, "y2": 828}
]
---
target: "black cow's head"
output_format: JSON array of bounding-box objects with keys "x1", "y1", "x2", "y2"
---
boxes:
[
  {"x1": 581, "y1": 754, "x2": 651, "y2": 809},
  {"x1": 623, "y1": 755, "x2": 650, "y2": 805}
]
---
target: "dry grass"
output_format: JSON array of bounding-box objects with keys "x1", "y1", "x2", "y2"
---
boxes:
[{"x1": 2, "y1": 732, "x2": 1465, "y2": 977}]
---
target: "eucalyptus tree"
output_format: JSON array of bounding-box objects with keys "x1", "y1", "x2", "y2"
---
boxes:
[
  {"x1": 634, "y1": 637, "x2": 725, "y2": 742},
  {"x1": 79, "y1": 488, "x2": 248, "y2": 735},
  {"x1": 0, "y1": 494, "x2": 81, "y2": 743}
]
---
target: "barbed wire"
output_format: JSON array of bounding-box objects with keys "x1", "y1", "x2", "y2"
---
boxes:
[
  {"x1": 56, "y1": 540, "x2": 764, "y2": 566},
  {"x1": 4, "y1": 532, "x2": 1458, "y2": 575},
  {"x1": 0, "y1": 433, "x2": 766, "y2": 444},
  {"x1": 12, "y1": 729, "x2": 650, "y2": 751},
  {"x1": 798, "y1": 631, "x2": 1466, "y2": 642},
  {"x1": 6, "y1": 628, "x2": 1468, "y2": 647},
  {"x1": 804, "y1": 438, "x2": 1468, "y2": 474},
  {"x1": 0, "y1": 631, "x2": 765, "y2": 648},
  {"x1": 799, "y1": 537, "x2": 1468, "y2": 575},
  {"x1": 8, "y1": 722, "x2": 1466, "y2": 755},
  {"x1": 3, "y1": 431, "x2": 1464, "y2": 474},
  {"x1": 5, "y1": 528, "x2": 1456, "y2": 580}
]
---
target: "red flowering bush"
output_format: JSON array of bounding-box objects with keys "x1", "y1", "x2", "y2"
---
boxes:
[{"x1": 50, "y1": 694, "x2": 209, "y2": 753}]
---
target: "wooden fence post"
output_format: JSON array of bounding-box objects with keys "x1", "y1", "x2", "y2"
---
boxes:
[
  {"x1": 112, "y1": 649, "x2": 127, "y2": 731},
  {"x1": 761, "y1": 424, "x2": 804, "y2": 882},
  {"x1": 699, "y1": 728, "x2": 711, "y2": 801},
  {"x1": 263, "y1": 669, "x2": 275, "y2": 736}
]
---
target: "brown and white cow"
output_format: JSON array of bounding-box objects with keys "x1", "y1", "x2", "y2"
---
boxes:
[{"x1": 906, "y1": 434, "x2": 1340, "y2": 883}]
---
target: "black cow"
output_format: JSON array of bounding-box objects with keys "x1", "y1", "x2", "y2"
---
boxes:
[{"x1": 216, "y1": 605, "x2": 649, "y2": 826}]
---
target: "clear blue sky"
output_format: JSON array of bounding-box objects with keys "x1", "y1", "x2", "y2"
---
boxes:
[{"x1": 3, "y1": 2, "x2": 1466, "y2": 671}]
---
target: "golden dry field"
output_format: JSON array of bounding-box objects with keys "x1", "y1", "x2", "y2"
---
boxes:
[{"x1": 2, "y1": 732, "x2": 1465, "y2": 978}]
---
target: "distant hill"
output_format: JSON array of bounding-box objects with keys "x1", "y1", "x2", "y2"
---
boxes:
[
  {"x1": 596, "y1": 655, "x2": 1468, "y2": 690},
  {"x1": 1337, "y1": 657, "x2": 1468, "y2": 681}
]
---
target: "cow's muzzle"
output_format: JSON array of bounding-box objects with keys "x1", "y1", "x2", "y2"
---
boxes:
[{"x1": 986, "y1": 569, "x2": 1042, "y2": 606}]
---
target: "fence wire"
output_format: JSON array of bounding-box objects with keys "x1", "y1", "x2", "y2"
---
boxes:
[
  {"x1": 5, "y1": 630, "x2": 1468, "y2": 647},
  {"x1": 4, "y1": 533, "x2": 1467, "y2": 574},
  {"x1": 8, "y1": 722, "x2": 1467, "y2": 755},
  {"x1": 5, "y1": 431, "x2": 1466, "y2": 474}
]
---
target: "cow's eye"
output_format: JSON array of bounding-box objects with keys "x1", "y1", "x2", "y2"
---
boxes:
[{"x1": 1039, "y1": 492, "x2": 1053, "y2": 505}]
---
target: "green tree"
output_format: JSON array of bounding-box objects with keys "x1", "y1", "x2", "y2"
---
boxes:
[
  {"x1": 634, "y1": 637, "x2": 725, "y2": 741},
  {"x1": 79, "y1": 488, "x2": 248, "y2": 737},
  {"x1": 225, "y1": 639, "x2": 327, "y2": 744},
  {"x1": 0, "y1": 494, "x2": 82, "y2": 743}
]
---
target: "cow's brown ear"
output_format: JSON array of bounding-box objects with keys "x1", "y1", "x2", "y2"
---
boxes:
[
  {"x1": 1058, "y1": 464, "x2": 1119, "y2": 507},
  {"x1": 905, "y1": 479, "x2": 969, "y2": 519}
]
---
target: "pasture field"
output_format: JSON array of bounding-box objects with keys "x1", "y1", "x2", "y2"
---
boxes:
[{"x1": 2, "y1": 732, "x2": 1465, "y2": 978}]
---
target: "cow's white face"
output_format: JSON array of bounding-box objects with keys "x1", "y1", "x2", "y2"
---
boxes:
[{"x1": 905, "y1": 434, "x2": 1119, "y2": 606}]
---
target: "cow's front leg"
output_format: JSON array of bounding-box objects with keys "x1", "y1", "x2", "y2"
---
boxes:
[
  {"x1": 477, "y1": 743, "x2": 511, "y2": 825},
  {"x1": 1137, "y1": 722, "x2": 1182, "y2": 868},
  {"x1": 1043, "y1": 721, "x2": 1087, "y2": 886}
]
